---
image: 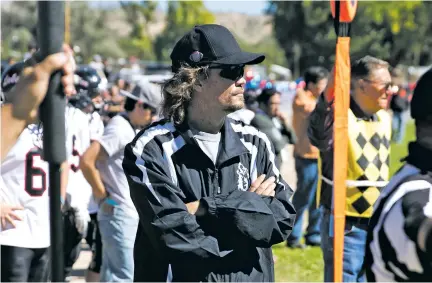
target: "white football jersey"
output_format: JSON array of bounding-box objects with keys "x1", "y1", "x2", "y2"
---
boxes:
[
  {"x1": 87, "y1": 111, "x2": 105, "y2": 213},
  {"x1": 65, "y1": 106, "x2": 92, "y2": 210},
  {"x1": 0, "y1": 105, "x2": 89, "y2": 248},
  {"x1": 0, "y1": 124, "x2": 50, "y2": 248},
  {"x1": 89, "y1": 111, "x2": 104, "y2": 142}
]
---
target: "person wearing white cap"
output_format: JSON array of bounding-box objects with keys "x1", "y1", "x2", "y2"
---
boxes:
[{"x1": 80, "y1": 81, "x2": 161, "y2": 282}]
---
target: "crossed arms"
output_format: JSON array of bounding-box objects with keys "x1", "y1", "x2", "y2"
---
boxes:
[{"x1": 122, "y1": 135, "x2": 296, "y2": 264}]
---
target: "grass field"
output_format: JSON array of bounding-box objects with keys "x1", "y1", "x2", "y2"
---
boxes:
[{"x1": 273, "y1": 121, "x2": 416, "y2": 282}]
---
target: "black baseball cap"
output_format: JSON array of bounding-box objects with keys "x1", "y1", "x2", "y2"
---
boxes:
[
  {"x1": 170, "y1": 24, "x2": 265, "y2": 72},
  {"x1": 1, "y1": 53, "x2": 41, "y2": 94},
  {"x1": 410, "y1": 67, "x2": 432, "y2": 121},
  {"x1": 1, "y1": 61, "x2": 26, "y2": 94}
]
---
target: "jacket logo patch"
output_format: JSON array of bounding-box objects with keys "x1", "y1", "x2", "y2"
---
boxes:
[{"x1": 237, "y1": 163, "x2": 249, "y2": 191}]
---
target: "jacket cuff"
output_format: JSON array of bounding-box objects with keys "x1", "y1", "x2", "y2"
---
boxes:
[
  {"x1": 418, "y1": 217, "x2": 432, "y2": 253},
  {"x1": 201, "y1": 196, "x2": 217, "y2": 217}
]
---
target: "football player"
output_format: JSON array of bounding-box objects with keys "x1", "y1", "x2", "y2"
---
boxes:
[
  {"x1": 0, "y1": 46, "x2": 76, "y2": 282},
  {"x1": 66, "y1": 66, "x2": 105, "y2": 281}
]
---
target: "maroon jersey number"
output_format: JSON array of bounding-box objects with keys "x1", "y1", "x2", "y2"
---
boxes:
[{"x1": 25, "y1": 150, "x2": 47, "y2": 197}]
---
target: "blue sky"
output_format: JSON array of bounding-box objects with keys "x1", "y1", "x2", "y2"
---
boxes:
[
  {"x1": 90, "y1": 1, "x2": 268, "y2": 15},
  {"x1": 178, "y1": 1, "x2": 267, "y2": 15}
]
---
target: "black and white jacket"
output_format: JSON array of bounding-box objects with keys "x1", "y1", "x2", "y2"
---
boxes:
[
  {"x1": 122, "y1": 117, "x2": 296, "y2": 282},
  {"x1": 365, "y1": 142, "x2": 432, "y2": 281}
]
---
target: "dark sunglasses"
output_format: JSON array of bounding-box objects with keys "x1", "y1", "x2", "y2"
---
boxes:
[
  {"x1": 363, "y1": 78, "x2": 394, "y2": 91},
  {"x1": 209, "y1": 64, "x2": 245, "y2": 81},
  {"x1": 142, "y1": 103, "x2": 157, "y2": 115}
]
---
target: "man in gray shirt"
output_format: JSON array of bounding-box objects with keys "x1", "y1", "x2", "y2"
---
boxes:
[{"x1": 80, "y1": 82, "x2": 161, "y2": 281}]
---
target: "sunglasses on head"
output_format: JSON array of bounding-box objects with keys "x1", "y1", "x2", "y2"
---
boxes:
[{"x1": 209, "y1": 64, "x2": 245, "y2": 81}]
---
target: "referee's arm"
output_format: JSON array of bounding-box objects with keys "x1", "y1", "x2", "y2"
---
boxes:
[
  {"x1": 307, "y1": 93, "x2": 334, "y2": 152},
  {"x1": 403, "y1": 188, "x2": 432, "y2": 261}
]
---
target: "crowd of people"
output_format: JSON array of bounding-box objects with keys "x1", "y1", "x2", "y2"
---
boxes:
[{"x1": 1, "y1": 23, "x2": 432, "y2": 283}]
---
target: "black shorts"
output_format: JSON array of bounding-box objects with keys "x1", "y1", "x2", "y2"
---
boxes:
[
  {"x1": 63, "y1": 207, "x2": 84, "y2": 280},
  {"x1": 85, "y1": 212, "x2": 102, "y2": 273},
  {"x1": 1, "y1": 245, "x2": 50, "y2": 282}
]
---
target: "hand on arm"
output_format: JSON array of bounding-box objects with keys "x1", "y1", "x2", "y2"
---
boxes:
[
  {"x1": 0, "y1": 203, "x2": 24, "y2": 229},
  {"x1": 186, "y1": 169, "x2": 282, "y2": 220},
  {"x1": 186, "y1": 135, "x2": 295, "y2": 249},
  {"x1": 193, "y1": 135, "x2": 295, "y2": 248},
  {"x1": 185, "y1": 200, "x2": 207, "y2": 217},
  {"x1": 123, "y1": 140, "x2": 235, "y2": 263},
  {"x1": 249, "y1": 174, "x2": 276, "y2": 197}
]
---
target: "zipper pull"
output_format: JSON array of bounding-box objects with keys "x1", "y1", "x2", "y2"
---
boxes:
[{"x1": 215, "y1": 168, "x2": 221, "y2": 194}]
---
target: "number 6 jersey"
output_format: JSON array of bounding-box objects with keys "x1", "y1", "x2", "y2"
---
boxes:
[{"x1": 1, "y1": 124, "x2": 51, "y2": 248}]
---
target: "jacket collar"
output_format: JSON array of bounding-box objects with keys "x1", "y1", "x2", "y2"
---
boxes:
[
  {"x1": 176, "y1": 118, "x2": 249, "y2": 167},
  {"x1": 350, "y1": 98, "x2": 378, "y2": 122}
]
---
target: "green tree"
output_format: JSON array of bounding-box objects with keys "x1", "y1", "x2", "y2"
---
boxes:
[
  {"x1": 69, "y1": 2, "x2": 125, "y2": 62},
  {"x1": 237, "y1": 36, "x2": 287, "y2": 69},
  {"x1": 360, "y1": 1, "x2": 431, "y2": 66},
  {"x1": 0, "y1": 1, "x2": 126, "y2": 61},
  {"x1": 267, "y1": 1, "x2": 335, "y2": 77},
  {"x1": 1, "y1": 1, "x2": 37, "y2": 39},
  {"x1": 2, "y1": 27, "x2": 34, "y2": 60},
  {"x1": 1, "y1": 1, "x2": 37, "y2": 60},
  {"x1": 119, "y1": 1, "x2": 157, "y2": 60},
  {"x1": 268, "y1": 0, "x2": 432, "y2": 76},
  {"x1": 154, "y1": 1, "x2": 215, "y2": 62}
]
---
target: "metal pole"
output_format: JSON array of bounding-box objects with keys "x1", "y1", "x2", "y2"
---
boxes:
[
  {"x1": 65, "y1": 1, "x2": 71, "y2": 45},
  {"x1": 37, "y1": 1, "x2": 66, "y2": 281}
]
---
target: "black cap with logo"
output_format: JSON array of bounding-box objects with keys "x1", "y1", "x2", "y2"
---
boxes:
[
  {"x1": 1, "y1": 61, "x2": 26, "y2": 94},
  {"x1": 170, "y1": 24, "x2": 265, "y2": 73}
]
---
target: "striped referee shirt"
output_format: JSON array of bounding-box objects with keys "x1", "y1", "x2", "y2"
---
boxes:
[{"x1": 365, "y1": 163, "x2": 432, "y2": 281}]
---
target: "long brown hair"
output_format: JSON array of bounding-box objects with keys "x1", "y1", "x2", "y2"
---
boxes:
[{"x1": 162, "y1": 64, "x2": 209, "y2": 125}]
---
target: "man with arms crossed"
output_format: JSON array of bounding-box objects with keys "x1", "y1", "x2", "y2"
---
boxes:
[{"x1": 122, "y1": 24, "x2": 296, "y2": 282}]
